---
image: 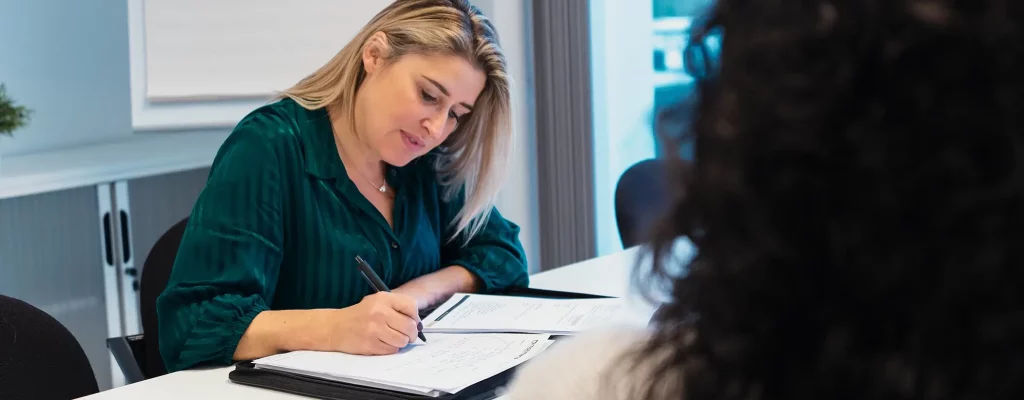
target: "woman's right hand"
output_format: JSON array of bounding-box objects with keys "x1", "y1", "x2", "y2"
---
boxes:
[{"x1": 330, "y1": 292, "x2": 422, "y2": 355}]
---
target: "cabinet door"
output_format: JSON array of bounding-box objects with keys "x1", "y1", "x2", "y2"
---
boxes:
[
  {"x1": 0, "y1": 185, "x2": 118, "y2": 391},
  {"x1": 112, "y1": 167, "x2": 210, "y2": 334}
]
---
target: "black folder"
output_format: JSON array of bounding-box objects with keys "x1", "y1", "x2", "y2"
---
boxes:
[
  {"x1": 229, "y1": 360, "x2": 513, "y2": 400},
  {"x1": 228, "y1": 287, "x2": 612, "y2": 400}
]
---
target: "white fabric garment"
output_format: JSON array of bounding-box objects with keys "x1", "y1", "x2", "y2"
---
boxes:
[{"x1": 504, "y1": 327, "x2": 681, "y2": 400}]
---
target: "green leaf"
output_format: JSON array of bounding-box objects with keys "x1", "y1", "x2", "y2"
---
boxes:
[{"x1": 0, "y1": 83, "x2": 33, "y2": 137}]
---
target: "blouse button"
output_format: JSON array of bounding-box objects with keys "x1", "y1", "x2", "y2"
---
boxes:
[{"x1": 391, "y1": 242, "x2": 399, "y2": 249}]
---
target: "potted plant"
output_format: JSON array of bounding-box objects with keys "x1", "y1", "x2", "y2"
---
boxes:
[{"x1": 0, "y1": 83, "x2": 33, "y2": 171}]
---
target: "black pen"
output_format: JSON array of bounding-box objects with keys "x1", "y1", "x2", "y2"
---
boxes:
[{"x1": 354, "y1": 255, "x2": 428, "y2": 343}]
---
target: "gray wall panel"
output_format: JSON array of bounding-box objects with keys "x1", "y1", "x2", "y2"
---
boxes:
[
  {"x1": 127, "y1": 168, "x2": 209, "y2": 269},
  {"x1": 532, "y1": 0, "x2": 596, "y2": 270},
  {"x1": 124, "y1": 168, "x2": 210, "y2": 317}
]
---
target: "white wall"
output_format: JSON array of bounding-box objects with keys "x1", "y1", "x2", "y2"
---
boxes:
[
  {"x1": 0, "y1": 1, "x2": 133, "y2": 157},
  {"x1": 474, "y1": 0, "x2": 542, "y2": 274},
  {"x1": 590, "y1": 0, "x2": 657, "y2": 257}
]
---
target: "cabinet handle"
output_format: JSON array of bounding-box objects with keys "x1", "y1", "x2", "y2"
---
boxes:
[
  {"x1": 119, "y1": 210, "x2": 132, "y2": 264},
  {"x1": 102, "y1": 212, "x2": 114, "y2": 266}
]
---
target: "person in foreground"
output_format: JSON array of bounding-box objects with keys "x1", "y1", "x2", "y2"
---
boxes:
[
  {"x1": 156, "y1": 0, "x2": 529, "y2": 372},
  {"x1": 507, "y1": 0, "x2": 1024, "y2": 398}
]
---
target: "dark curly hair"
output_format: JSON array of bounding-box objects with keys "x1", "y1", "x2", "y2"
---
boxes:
[{"x1": 636, "y1": 1, "x2": 1024, "y2": 399}]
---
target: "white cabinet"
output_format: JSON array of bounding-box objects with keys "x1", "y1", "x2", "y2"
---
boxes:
[
  {"x1": 0, "y1": 167, "x2": 209, "y2": 390},
  {"x1": 0, "y1": 132, "x2": 224, "y2": 390}
]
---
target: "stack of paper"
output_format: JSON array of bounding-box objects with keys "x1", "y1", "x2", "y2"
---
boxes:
[
  {"x1": 422, "y1": 293, "x2": 636, "y2": 335},
  {"x1": 252, "y1": 333, "x2": 553, "y2": 396},
  {"x1": 248, "y1": 293, "x2": 644, "y2": 396}
]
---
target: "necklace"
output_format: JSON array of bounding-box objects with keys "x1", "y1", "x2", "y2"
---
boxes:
[
  {"x1": 358, "y1": 169, "x2": 388, "y2": 193},
  {"x1": 337, "y1": 141, "x2": 387, "y2": 193}
]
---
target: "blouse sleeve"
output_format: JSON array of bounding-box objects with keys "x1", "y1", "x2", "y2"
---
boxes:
[
  {"x1": 438, "y1": 189, "x2": 530, "y2": 293},
  {"x1": 156, "y1": 123, "x2": 288, "y2": 372}
]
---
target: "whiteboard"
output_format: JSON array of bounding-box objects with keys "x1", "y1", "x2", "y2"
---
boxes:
[
  {"x1": 142, "y1": 0, "x2": 393, "y2": 101},
  {"x1": 127, "y1": 0, "x2": 392, "y2": 130}
]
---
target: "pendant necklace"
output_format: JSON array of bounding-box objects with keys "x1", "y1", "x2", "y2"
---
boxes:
[
  {"x1": 338, "y1": 143, "x2": 387, "y2": 193},
  {"x1": 351, "y1": 167, "x2": 386, "y2": 193}
]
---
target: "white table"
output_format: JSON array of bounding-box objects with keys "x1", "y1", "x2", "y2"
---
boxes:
[{"x1": 79, "y1": 246, "x2": 661, "y2": 400}]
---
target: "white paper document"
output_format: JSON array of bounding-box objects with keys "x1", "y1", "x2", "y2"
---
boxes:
[
  {"x1": 252, "y1": 333, "x2": 553, "y2": 396},
  {"x1": 422, "y1": 293, "x2": 635, "y2": 334}
]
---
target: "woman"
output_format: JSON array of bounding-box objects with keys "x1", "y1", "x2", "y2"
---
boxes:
[
  {"x1": 157, "y1": 0, "x2": 529, "y2": 372},
  {"x1": 508, "y1": 0, "x2": 1024, "y2": 399}
]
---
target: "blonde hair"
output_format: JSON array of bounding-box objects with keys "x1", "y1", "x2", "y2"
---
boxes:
[{"x1": 281, "y1": 0, "x2": 511, "y2": 243}]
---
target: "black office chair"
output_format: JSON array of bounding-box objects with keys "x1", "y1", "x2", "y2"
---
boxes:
[
  {"x1": 108, "y1": 217, "x2": 188, "y2": 383},
  {"x1": 614, "y1": 158, "x2": 676, "y2": 248},
  {"x1": 0, "y1": 294, "x2": 100, "y2": 400}
]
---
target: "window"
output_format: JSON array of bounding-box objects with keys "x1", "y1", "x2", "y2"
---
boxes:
[{"x1": 590, "y1": 0, "x2": 713, "y2": 256}]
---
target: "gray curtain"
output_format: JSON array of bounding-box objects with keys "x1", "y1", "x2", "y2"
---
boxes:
[{"x1": 531, "y1": 0, "x2": 596, "y2": 270}]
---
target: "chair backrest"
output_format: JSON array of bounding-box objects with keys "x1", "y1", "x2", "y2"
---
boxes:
[
  {"x1": 614, "y1": 158, "x2": 675, "y2": 248},
  {"x1": 0, "y1": 294, "x2": 99, "y2": 400},
  {"x1": 138, "y1": 216, "x2": 189, "y2": 379}
]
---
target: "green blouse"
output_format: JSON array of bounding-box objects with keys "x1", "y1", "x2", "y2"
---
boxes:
[{"x1": 156, "y1": 98, "x2": 529, "y2": 372}]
